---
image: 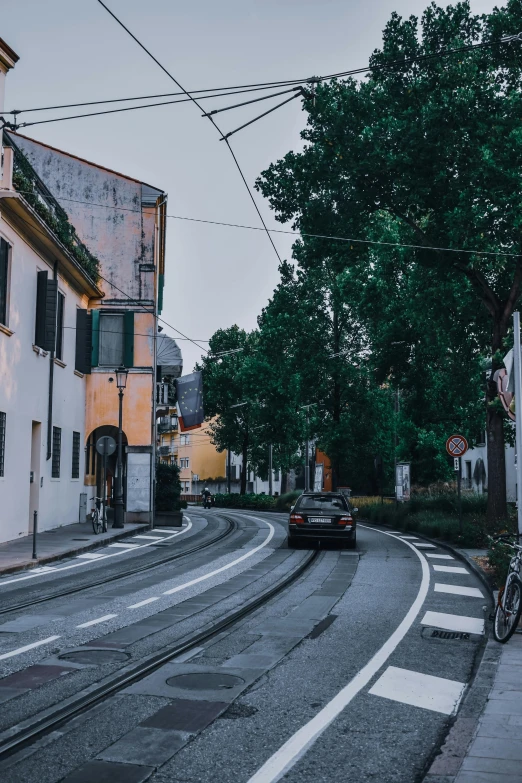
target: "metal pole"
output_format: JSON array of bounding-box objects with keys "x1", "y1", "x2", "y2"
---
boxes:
[
  {"x1": 102, "y1": 442, "x2": 108, "y2": 531},
  {"x1": 513, "y1": 311, "x2": 522, "y2": 539},
  {"x1": 458, "y1": 456, "x2": 463, "y2": 537},
  {"x1": 113, "y1": 388, "x2": 124, "y2": 528},
  {"x1": 305, "y1": 408, "x2": 310, "y2": 492},
  {"x1": 394, "y1": 389, "x2": 399, "y2": 509},
  {"x1": 268, "y1": 443, "x2": 273, "y2": 496},
  {"x1": 32, "y1": 510, "x2": 38, "y2": 560},
  {"x1": 227, "y1": 448, "x2": 231, "y2": 494}
]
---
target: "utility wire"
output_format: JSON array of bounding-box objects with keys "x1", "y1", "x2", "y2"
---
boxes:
[
  {"x1": 7, "y1": 187, "x2": 521, "y2": 258},
  {"x1": 96, "y1": 0, "x2": 282, "y2": 264},
  {"x1": 8, "y1": 32, "x2": 521, "y2": 117},
  {"x1": 221, "y1": 91, "x2": 303, "y2": 141}
]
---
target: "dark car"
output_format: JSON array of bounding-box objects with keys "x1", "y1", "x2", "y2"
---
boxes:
[{"x1": 287, "y1": 491, "x2": 357, "y2": 549}]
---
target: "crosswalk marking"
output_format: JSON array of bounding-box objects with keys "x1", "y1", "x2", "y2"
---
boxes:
[
  {"x1": 421, "y1": 610, "x2": 484, "y2": 635},
  {"x1": 107, "y1": 543, "x2": 140, "y2": 549},
  {"x1": 368, "y1": 666, "x2": 465, "y2": 715},
  {"x1": 76, "y1": 552, "x2": 105, "y2": 560},
  {"x1": 400, "y1": 536, "x2": 419, "y2": 539},
  {"x1": 412, "y1": 543, "x2": 437, "y2": 548},
  {"x1": 432, "y1": 565, "x2": 469, "y2": 574},
  {"x1": 434, "y1": 583, "x2": 484, "y2": 598},
  {"x1": 426, "y1": 554, "x2": 454, "y2": 560}
]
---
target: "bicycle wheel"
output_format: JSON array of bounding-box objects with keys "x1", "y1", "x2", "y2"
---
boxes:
[
  {"x1": 102, "y1": 510, "x2": 108, "y2": 534},
  {"x1": 92, "y1": 508, "x2": 102, "y2": 535},
  {"x1": 494, "y1": 575, "x2": 522, "y2": 643}
]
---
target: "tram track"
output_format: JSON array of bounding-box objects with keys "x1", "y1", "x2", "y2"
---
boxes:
[
  {"x1": 0, "y1": 515, "x2": 236, "y2": 617},
  {"x1": 0, "y1": 546, "x2": 318, "y2": 762}
]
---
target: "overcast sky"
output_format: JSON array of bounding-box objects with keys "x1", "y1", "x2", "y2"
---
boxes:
[{"x1": 4, "y1": 0, "x2": 496, "y2": 371}]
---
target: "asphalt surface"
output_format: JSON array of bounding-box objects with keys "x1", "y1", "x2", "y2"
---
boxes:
[{"x1": 0, "y1": 511, "x2": 491, "y2": 783}]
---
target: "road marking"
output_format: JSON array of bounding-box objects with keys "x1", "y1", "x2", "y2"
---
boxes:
[
  {"x1": 163, "y1": 518, "x2": 275, "y2": 596},
  {"x1": 434, "y1": 583, "x2": 484, "y2": 598},
  {"x1": 433, "y1": 565, "x2": 469, "y2": 574},
  {"x1": 153, "y1": 528, "x2": 180, "y2": 533},
  {"x1": 368, "y1": 666, "x2": 465, "y2": 715},
  {"x1": 0, "y1": 635, "x2": 61, "y2": 661},
  {"x1": 30, "y1": 566, "x2": 57, "y2": 573},
  {"x1": 127, "y1": 597, "x2": 160, "y2": 609},
  {"x1": 246, "y1": 525, "x2": 430, "y2": 783},
  {"x1": 421, "y1": 610, "x2": 484, "y2": 635},
  {"x1": 132, "y1": 535, "x2": 165, "y2": 540},
  {"x1": 76, "y1": 614, "x2": 118, "y2": 629},
  {"x1": 400, "y1": 536, "x2": 419, "y2": 539},
  {"x1": 413, "y1": 543, "x2": 437, "y2": 548},
  {"x1": 0, "y1": 521, "x2": 193, "y2": 588},
  {"x1": 426, "y1": 554, "x2": 454, "y2": 560},
  {"x1": 106, "y1": 543, "x2": 140, "y2": 550}
]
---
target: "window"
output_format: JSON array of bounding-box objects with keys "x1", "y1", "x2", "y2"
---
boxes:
[
  {"x1": 180, "y1": 434, "x2": 190, "y2": 445},
  {"x1": 72, "y1": 431, "x2": 80, "y2": 478},
  {"x1": 55, "y1": 292, "x2": 65, "y2": 360},
  {"x1": 52, "y1": 426, "x2": 61, "y2": 478},
  {"x1": 0, "y1": 412, "x2": 5, "y2": 477},
  {"x1": 0, "y1": 239, "x2": 9, "y2": 327},
  {"x1": 99, "y1": 314, "x2": 125, "y2": 367},
  {"x1": 182, "y1": 480, "x2": 190, "y2": 492},
  {"x1": 93, "y1": 311, "x2": 134, "y2": 368},
  {"x1": 180, "y1": 457, "x2": 190, "y2": 469}
]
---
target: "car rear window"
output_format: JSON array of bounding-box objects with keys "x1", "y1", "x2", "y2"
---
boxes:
[{"x1": 296, "y1": 495, "x2": 347, "y2": 512}]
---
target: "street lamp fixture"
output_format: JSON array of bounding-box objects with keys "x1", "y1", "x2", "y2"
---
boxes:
[{"x1": 113, "y1": 366, "x2": 128, "y2": 528}]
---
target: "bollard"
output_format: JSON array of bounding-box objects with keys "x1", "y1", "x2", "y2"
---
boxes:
[{"x1": 32, "y1": 510, "x2": 38, "y2": 560}]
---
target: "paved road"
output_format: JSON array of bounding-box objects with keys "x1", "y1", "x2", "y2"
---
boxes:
[{"x1": 0, "y1": 511, "x2": 491, "y2": 783}]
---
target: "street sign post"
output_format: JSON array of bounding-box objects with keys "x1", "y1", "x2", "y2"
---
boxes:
[
  {"x1": 514, "y1": 311, "x2": 522, "y2": 539},
  {"x1": 446, "y1": 434, "x2": 468, "y2": 537},
  {"x1": 96, "y1": 437, "x2": 116, "y2": 530}
]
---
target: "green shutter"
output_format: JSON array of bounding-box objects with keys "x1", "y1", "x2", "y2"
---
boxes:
[
  {"x1": 91, "y1": 309, "x2": 100, "y2": 367},
  {"x1": 124, "y1": 311, "x2": 134, "y2": 367},
  {"x1": 158, "y1": 273, "x2": 164, "y2": 315}
]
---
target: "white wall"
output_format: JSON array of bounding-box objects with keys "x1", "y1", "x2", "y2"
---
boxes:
[
  {"x1": 0, "y1": 216, "x2": 88, "y2": 543},
  {"x1": 465, "y1": 437, "x2": 517, "y2": 503}
]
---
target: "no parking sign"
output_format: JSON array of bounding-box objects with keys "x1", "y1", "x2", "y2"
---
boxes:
[{"x1": 445, "y1": 434, "x2": 468, "y2": 458}]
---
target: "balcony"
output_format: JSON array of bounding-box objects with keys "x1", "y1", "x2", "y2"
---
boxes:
[{"x1": 158, "y1": 415, "x2": 178, "y2": 434}]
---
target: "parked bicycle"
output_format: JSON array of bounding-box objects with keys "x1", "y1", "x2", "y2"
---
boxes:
[
  {"x1": 491, "y1": 533, "x2": 522, "y2": 643},
  {"x1": 91, "y1": 496, "x2": 108, "y2": 535}
]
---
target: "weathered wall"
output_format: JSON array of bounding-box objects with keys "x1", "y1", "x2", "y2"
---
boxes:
[{"x1": 85, "y1": 372, "x2": 153, "y2": 447}]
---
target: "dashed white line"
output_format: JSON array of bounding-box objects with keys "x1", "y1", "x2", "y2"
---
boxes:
[
  {"x1": 0, "y1": 635, "x2": 61, "y2": 661},
  {"x1": 368, "y1": 665, "x2": 465, "y2": 715},
  {"x1": 434, "y1": 583, "x2": 484, "y2": 598},
  {"x1": 76, "y1": 614, "x2": 118, "y2": 629},
  {"x1": 421, "y1": 610, "x2": 484, "y2": 635},
  {"x1": 132, "y1": 535, "x2": 165, "y2": 540},
  {"x1": 412, "y1": 543, "x2": 437, "y2": 549},
  {"x1": 432, "y1": 565, "x2": 469, "y2": 574},
  {"x1": 107, "y1": 543, "x2": 140, "y2": 549},
  {"x1": 400, "y1": 536, "x2": 419, "y2": 540},
  {"x1": 128, "y1": 597, "x2": 160, "y2": 609},
  {"x1": 426, "y1": 554, "x2": 454, "y2": 560},
  {"x1": 76, "y1": 553, "x2": 105, "y2": 560}
]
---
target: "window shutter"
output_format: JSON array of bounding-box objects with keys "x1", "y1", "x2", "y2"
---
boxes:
[
  {"x1": 75, "y1": 309, "x2": 92, "y2": 374},
  {"x1": 35, "y1": 271, "x2": 48, "y2": 348},
  {"x1": 44, "y1": 278, "x2": 58, "y2": 351},
  {"x1": 124, "y1": 311, "x2": 134, "y2": 367},
  {"x1": 91, "y1": 309, "x2": 100, "y2": 367},
  {"x1": 0, "y1": 238, "x2": 8, "y2": 326}
]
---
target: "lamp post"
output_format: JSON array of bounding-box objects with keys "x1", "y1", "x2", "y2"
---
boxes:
[{"x1": 113, "y1": 366, "x2": 128, "y2": 528}]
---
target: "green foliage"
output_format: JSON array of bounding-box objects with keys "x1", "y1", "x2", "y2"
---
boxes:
[
  {"x1": 12, "y1": 146, "x2": 100, "y2": 281},
  {"x1": 274, "y1": 490, "x2": 302, "y2": 511},
  {"x1": 487, "y1": 539, "x2": 513, "y2": 585},
  {"x1": 155, "y1": 462, "x2": 183, "y2": 512},
  {"x1": 214, "y1": 493, "x2": 276, "y2": 510}
]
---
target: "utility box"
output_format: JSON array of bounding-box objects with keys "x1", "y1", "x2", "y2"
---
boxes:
[{"x1": 79, "y1": 493, "x2": 87, "y2": 523}]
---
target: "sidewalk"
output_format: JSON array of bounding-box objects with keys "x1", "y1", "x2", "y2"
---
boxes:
[
  {"x1": 0, "y1": 521, "x2": 149, "y2": 576},
  {"x1": 425, "y1": 546, "x2": 522, "y2": 783}
]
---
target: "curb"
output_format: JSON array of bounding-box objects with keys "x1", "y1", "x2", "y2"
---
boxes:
[{"x1": 0, "y1": 524, "x2": 149, "y2": 577}]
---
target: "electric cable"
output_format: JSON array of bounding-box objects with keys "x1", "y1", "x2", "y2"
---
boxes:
[{"x1": 96, "y1": 0, "x2": 283, "y2": 264}]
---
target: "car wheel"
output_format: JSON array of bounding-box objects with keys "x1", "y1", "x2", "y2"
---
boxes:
[
  {"x1": 287, "y1": 536, "x2": 298, "y2": 549},
  {"x1": 346, "y1": 534, "x2": 357, "y2": 549}
]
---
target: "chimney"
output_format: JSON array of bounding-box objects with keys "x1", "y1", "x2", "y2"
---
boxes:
[{"x1": 0, "y1": 38, "x2": 19, "y2": 115}]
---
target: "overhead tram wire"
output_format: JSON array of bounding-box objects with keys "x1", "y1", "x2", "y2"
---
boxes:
[
  {"x1": 7, "y1": 187, "x2": 521, "y2": 259},
  {"x1": 95, "y1": 0, "x2": 283, "y2": 265},
  {"x1": 8, "y1": 32, "x2": 522, "y2": 118}
]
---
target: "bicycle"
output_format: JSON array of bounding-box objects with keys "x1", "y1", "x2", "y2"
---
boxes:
[
  {"x1": 491, "y1": 533, "x2": 522, "y2": 643},
  {"x1": 91, "y1": 496, "x2": 107, "y2": 535}
]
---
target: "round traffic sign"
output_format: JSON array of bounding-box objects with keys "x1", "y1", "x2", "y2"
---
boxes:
[
  {"x1": 96, "y1": 436, "x2": 117, "y2": 456},
  {"x1": 446, "y1": 434, "x2": 468, "y2": 457}
]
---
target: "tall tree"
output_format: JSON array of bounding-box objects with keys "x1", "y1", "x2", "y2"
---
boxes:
[{"x1": 257, "y1": 0, "x2": 522, "y2": 522}]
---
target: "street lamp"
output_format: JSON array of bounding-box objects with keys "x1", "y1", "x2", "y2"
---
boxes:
[{"x1": 113, "y1": 366, "x2": 128, "y2": 528}]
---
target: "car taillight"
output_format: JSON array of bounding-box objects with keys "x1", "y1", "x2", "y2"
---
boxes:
[
  {"x1": 290, "y1": 514, "x2": 305, "y2": 524},
  {"x1": 338, "y1": 516, "x2": 353, "y2": 526}
]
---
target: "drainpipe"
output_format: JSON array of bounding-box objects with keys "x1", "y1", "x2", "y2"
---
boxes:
[{"x1": 46, "y1": 261, "x2": 58, "y2": 460}]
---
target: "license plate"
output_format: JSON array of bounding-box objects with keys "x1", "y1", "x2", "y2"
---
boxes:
[{"x1": 308, "y1": 517, "x2": 332, "y2": 524}]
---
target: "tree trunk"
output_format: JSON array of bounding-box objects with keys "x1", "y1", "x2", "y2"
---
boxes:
[
  {"x1": 240, "y1": 438, "x2": 248, "y2": 495},
  {"x1": 486, "y1": 318, "x2": 508, "y2": 526},
  {"x1": 281, "y1": 470, "x2": 288, "y2": 494}
]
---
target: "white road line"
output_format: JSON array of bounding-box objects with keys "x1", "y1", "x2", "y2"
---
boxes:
[
  {"x1": 76, "y1": 614, "x2": 118, "y2": 629},
  {"x1": 434, "y1": 583, "x2": 484, "y2": 598},
  {"x1": 426, "y1": 554, "x2": 454, "y2": 560},
  {"x1": 433, "y1": 565, "x2": 469, "y2": 574},
  {"x1": 163, "y1": 518, "x2": 275, "y2": 596},
  {"x1": 132, "y1": 535, "x2": 165, "y2": 540},
  {"x1": 0, "y1": 521, "x2": 193, "y2": 588},
  {"x1": 107, "y1": 543, "x2": 140, "y2": 549},
  {"x1": 413, "y1": 543, "x2": 437, "y2": 549},
  {"x1": 400, "y1": 536, "x2": 419, "y2": 539},
  {"x1": 368, "y1": 666, "x2": 465, "y2": 715},
  {"x1": 246, "y1": 525, "x2": 430, "y2": 783},
  {"x1": 128, "y1": 597, "x2": 160, "y2": 609},
  {"x1": 153, "y1": 528, "x2": 181, "y2": 533},
  {"x1": 0, "y1": 635, "x2": 61, "y2": 661},
  {"x1": 421, "y1": 610, "x2": 484, "y2": 635}
]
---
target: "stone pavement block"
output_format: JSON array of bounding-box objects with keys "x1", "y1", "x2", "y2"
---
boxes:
[
  {"x1": 467, "y1": 735, "x2": 522, "y2": 761},
  {"x1": 461, "y1": 755, "x2": 522, "y2": 776},
  {"x1": 495, "y1": 664, "x2": 522, "y2": 685},
  {"x1": 97, "y1": 726, "x2": 187, "y2": 766},
  {"x1": 457, "y1": 773, "x2": 522, "y2": 782},
  {"x1": 0, "y1": 686, "x2": 26, "y2": 704},
  {"x1": 484, "y1": 698, "x2": 522, "y2": 716},
  {"x1": 141, "y1": 699, "x2": 228, "y2": 732},
  {"x1": 477, "y1": 715, "x2": 522, "y2": 740},
  {"x1": 489, "y1": 687, "x2": 522, "y2": 699},
  {"x1": 61, "y1": 760, "x2": 154, "y2": 782},
  {"x1": 0, "y1": 664, "x2": 73, "y2": 689},
  {"x1": 290, "y1": 595, "x2": 339, "y2": 620}
]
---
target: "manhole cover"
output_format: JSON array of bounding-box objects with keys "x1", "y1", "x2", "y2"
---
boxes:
[
  {"x1": 166, "y1": 673, "x2": 245, "y2": 691},
  {"x1": 59, "y1": 649, "x2": 130, "y2": 665}
]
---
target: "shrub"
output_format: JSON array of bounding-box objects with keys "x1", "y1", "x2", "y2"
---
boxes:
[
  {"x1": 155, "y1": 462, "x2": 183, "y2": 512},
  {"x1": 214, "y1": 493, "x2": 276, "y2": 510},
  {"x1": 274, "y1": 491, "x2": 302, "y2": 512}
]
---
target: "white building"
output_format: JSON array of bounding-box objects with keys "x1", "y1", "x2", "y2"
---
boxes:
[{"x1": 465, "y1": 431, "x2": 516, "y2": 503}]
